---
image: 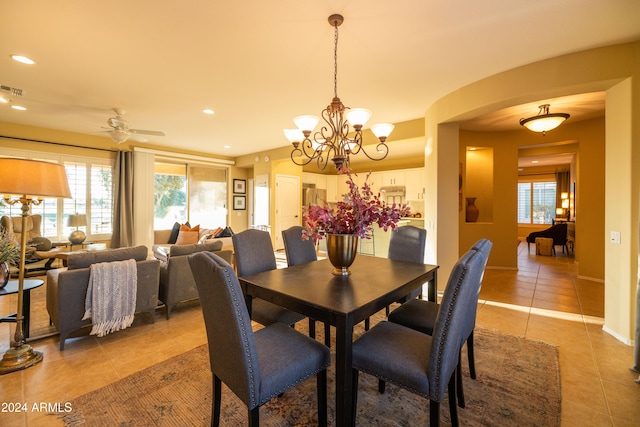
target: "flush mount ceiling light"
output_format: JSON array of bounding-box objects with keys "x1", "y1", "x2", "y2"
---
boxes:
[
  {"x1": 519, "y1": 104, "x2": 570, "y2": 135},
  {"x1": 284, "y1": 14, "x2": 394, "y2": 171}
]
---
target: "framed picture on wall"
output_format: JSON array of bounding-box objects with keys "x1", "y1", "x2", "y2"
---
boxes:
[
  {"x1": 233, "y1": 179, "x2": 246, "y2": 194},
  {"x1": 233, "y1": 195, "x2": 246, "y2": 210}
]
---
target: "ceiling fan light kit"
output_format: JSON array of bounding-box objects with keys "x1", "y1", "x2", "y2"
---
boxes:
[
  {"x1": 286, "y1": 14, "x2": 393, "y2": 171},
  {"x1": 519, "y1": 104, "x2": 570, "y2": 135},
  {"x1": 99, "y1": 108, "x2": 165, "y2": 143}
]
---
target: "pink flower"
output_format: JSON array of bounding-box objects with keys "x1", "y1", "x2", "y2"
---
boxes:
[{"x1": 302, "y1": 168, "x2": 411, "y2": 242}]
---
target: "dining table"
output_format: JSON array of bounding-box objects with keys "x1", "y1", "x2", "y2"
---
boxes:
[{"x1": 239, "y1": 255, "x2": 438, "y2": 427}]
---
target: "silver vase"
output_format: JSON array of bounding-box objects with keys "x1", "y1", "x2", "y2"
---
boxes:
[{"x1": 326, "y1": 234, "x2": 358, "y2": 276}]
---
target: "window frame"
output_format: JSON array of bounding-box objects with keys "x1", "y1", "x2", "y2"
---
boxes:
[
  {"x1": 0, "y1": 147, "x2": 114, "y2": 242},
  {"x1": 517, "y1": 176, "x2": 557, "y2": 225}
]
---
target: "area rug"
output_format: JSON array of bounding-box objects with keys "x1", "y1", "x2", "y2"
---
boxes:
[{"x1": 61, "y1": 325, "x2": 560, "y2": 426}]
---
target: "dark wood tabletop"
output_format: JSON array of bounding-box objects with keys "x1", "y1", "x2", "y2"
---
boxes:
[{"x1": 239, "y1": 255, "x2": 438, "y2": 427}]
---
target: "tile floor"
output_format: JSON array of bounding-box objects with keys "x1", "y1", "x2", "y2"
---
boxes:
[{"x1": 0, "y1": 242, "x2": 638, "y2": 426}]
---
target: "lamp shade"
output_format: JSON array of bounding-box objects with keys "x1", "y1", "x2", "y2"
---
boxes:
[
  {"x1": 345, "y1": 108, "x2": 372, "y2": 127},
  {"x1": 293, "y1": 115, "x2": 320, "y2": 132},
  {"x1": 519, "y1": 104, "x2": 570, "y2": 133},
  {"x1": 0, "y1": 158, "x2": 71, "y2": 198},
  {"x1": 67, "y1": 214, "x2": 87, "y2": 227},
  {"x1": 283, "y1": 128, "x2": 304, "y2": 143},
  {"x1": 371, "y1": 123, "x2": 395, "y2": 139}
]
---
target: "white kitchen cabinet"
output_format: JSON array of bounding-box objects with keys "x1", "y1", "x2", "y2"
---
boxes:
[
  {"x1": 326, "y1": 175, "x2": 338, "y2": 202},
  {"x1": 315, "y1": 174, "x2": 327, "y2": 190},
  {"x1": 368, "y1": 171, "x2": 382, "y2": 195},
  {"x1": 302, "y1": 172, "x2": 316, "y2": 185},
  {"x1": 405, "y1": 168, "x2": 425, "y2": 200},
  {"x1": 381, "y1": 170, "x2": 406, "y2": 186}
]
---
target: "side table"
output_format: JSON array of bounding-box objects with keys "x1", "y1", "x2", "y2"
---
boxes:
[{"x1": 0, "y1": 279, "x2": 45, "y2": 339}]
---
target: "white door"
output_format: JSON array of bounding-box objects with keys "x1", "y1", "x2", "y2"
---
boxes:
[{"x1": 274, "y1": 174, "x2": 301, "y2": 250}]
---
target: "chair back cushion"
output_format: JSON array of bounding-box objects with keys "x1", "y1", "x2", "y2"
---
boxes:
[
  {"x1": 1, "y1": 214, "x2": 43, "y2": 245},
  {"x1": 282, "y1": 226, "x2": 317, "y2": 266},
  {"x1": 428, "y1": 248, "x2": 486, "y2": 401},
  {"x1": 169, "y1": 240, "x2": 223, "y2": 257},
  {"x1": 232, "y1": 229, "x2": 276, "y2": 276},
  {"x1": 388, "y1": 225, "x2": 426, "y2": 263},
  {"x1": 66, "y1": 245, "x2": 148, "y2": 270},
  {"x1": 188, "y1": 251, "x2": 260, "y2": 408}
]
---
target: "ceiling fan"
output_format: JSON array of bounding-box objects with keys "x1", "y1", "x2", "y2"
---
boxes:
[{"x1": 98, "y1": 108, "x2": 165, "y2": 143}]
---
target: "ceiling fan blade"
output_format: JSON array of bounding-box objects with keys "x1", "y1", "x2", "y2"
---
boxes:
[
  {"x1": 130, "y1": 129, "x2": 165, "y2": 136},
  {"x1": 127, "y1": 134, "x2": 149, "y2": 142}
]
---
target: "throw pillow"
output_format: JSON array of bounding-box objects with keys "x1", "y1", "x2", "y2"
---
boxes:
[
  {"x1": 168, "y1": 222, "x2": 181, "y2": 244},
  {"x1": 175, "y1": 224, "x2": 200, "y2": 245},
  {"x1": 31, "y1": 236, "x2": 52, "y2": 251},
  {"x1": 197, "y1": 230, "x2": 214, "y2": 244}
]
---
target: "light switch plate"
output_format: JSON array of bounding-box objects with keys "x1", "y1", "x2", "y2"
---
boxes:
[{"x1": 610, "y1": 231, "x2": 621, "y2": 244}]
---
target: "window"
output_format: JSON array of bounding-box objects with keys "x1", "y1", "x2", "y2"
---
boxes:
[
  {"x1": 0, "y1": 148, "x2": 114, "y2": 241},
  {"x1": 153, "y1": 162, "x2": 228, "y2": 229},
  {"x1": 518, "y1": 180, "x2": 556, "y2": 224},
  {"x1": 153, "y1": 163, "x2": 187, "y2": 229}
]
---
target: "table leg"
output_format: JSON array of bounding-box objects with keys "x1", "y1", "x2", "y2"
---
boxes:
[
  {"x1": 334, "y1": 315, "x2": 355, "y2": 427},
  {"x1": 22, "y1": 289, "x2": 31, "y2": 339},
  {"x1": 427, "y1": 270, "x2": 438, "y2": 302}
]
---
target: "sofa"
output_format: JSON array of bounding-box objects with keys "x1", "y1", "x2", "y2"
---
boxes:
[
  {"x1": 153, "y1": 228, "x2": 233, "y2": 262},
  {"x1": 158, "y1": 240, "x2": 233, "y2": 319},
  {"x1": 526, "y1": 223, "x2": 568, "y2": 254},
  {"x1": 46, "y1": 245, "x2": 160, "y2": 350}
]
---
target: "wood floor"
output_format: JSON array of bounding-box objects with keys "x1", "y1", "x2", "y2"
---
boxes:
[{"x1": 0, "y1": 242, "x2": 638, "y2": 426}]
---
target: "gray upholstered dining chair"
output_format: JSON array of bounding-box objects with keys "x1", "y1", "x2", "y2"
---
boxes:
[
  {"x1": 351, "y1": 248, "x2": 487, "y2": 427},
  {"x1": 233, "y1": 229, "x2": 306, "y2": 327},
  {"x1": 387, "y1": 238, "x2": 492, "y2": 408},
  {"x1": 281, "y1": 226, "x2": 331, "y2": 346},
  {"x1": 364, "y1": 225, "x2": 427, "y2": 330},
  {"x1": 188, "y1": 251, "x2": 331, "y2": 427}
]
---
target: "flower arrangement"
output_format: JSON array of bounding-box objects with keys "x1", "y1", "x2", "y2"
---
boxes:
[
  {"x1": 0, "y1": 229, "x2": 20, "y2": 266},
  {"x1": 303, "y1": 168, "x2": 411, "y2": 242}
]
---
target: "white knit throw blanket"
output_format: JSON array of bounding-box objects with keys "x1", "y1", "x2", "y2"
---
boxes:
[{"x1": 82, "y1": 259, "x2": 137, "y2": 337}]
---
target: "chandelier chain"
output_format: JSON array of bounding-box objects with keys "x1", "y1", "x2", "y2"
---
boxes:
[{"x1": 333, "y1": 21, "x2": 339, "y2": 99}]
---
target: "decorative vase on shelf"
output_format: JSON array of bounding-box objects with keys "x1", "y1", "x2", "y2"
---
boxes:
[
  {"x1": 465, "y1": 197, "x2": 479, "y2": 222},
  {"x1": 326, "y1": 234, "x2": 358, "y2": 276},
  {"x1": 0, "y1": 262, "x2": 10, "y2": 289}
]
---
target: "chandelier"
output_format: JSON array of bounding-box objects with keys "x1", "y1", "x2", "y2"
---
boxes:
[
  {"x1": 519, "y1": 104, "x2": 570, "y2": 135},
  {"x1": 284, "y1": 14, "x2": 394, "y2": 170}
]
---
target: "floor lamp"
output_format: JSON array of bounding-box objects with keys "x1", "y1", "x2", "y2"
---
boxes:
[{"x1": 0, "y1": 158, "x2": 71, "y2": 375}]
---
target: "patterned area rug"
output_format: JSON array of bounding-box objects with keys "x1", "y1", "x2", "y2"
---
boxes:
[{"x1": 62, "y1": 322, "x2": 560, "y2": 426}]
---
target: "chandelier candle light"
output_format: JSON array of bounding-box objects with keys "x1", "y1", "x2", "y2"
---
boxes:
[
  {"x1": 285, "y1": 14, "x2": 395, "y2": 171},
  {"x1": 519, "y1": 104, "x2": 570, "y2": 135},
  {"x1": 0, "y1": 158, "x2": 71, "y2": 375}
]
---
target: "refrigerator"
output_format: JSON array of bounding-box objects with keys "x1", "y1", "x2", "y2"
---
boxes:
[{"x1": 302, "y1": 184, "x2": 327, "y2": 207}]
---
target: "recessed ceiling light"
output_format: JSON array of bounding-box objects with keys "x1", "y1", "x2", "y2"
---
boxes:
[
  {"x1": 531, "y1": 160, "x2": 539, "y2": 164},
  {"x1": 10, "y1": 55, "x2": 35, "y2": 65},
  {"x1": 11, "y1": 105, "x2": 27, "y2": 111},
  {"x1": 202, "y1": 109, "x2": 215, "y2": 115},
  {"x1": 223, "y1": 145, "x2": 230, "y2": 149}
]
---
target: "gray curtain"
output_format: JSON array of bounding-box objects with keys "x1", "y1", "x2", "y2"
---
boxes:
[{"x1": 110, "y1": 151, "x2": 134, "y2": 248}]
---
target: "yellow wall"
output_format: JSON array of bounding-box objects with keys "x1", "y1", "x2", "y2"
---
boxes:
[
  {"x1": 459, "y1": 131, "x2": 518, "y2": 269},
  {"x1": 426, "y1": 41, "x2": 639, "y2": 342}
]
